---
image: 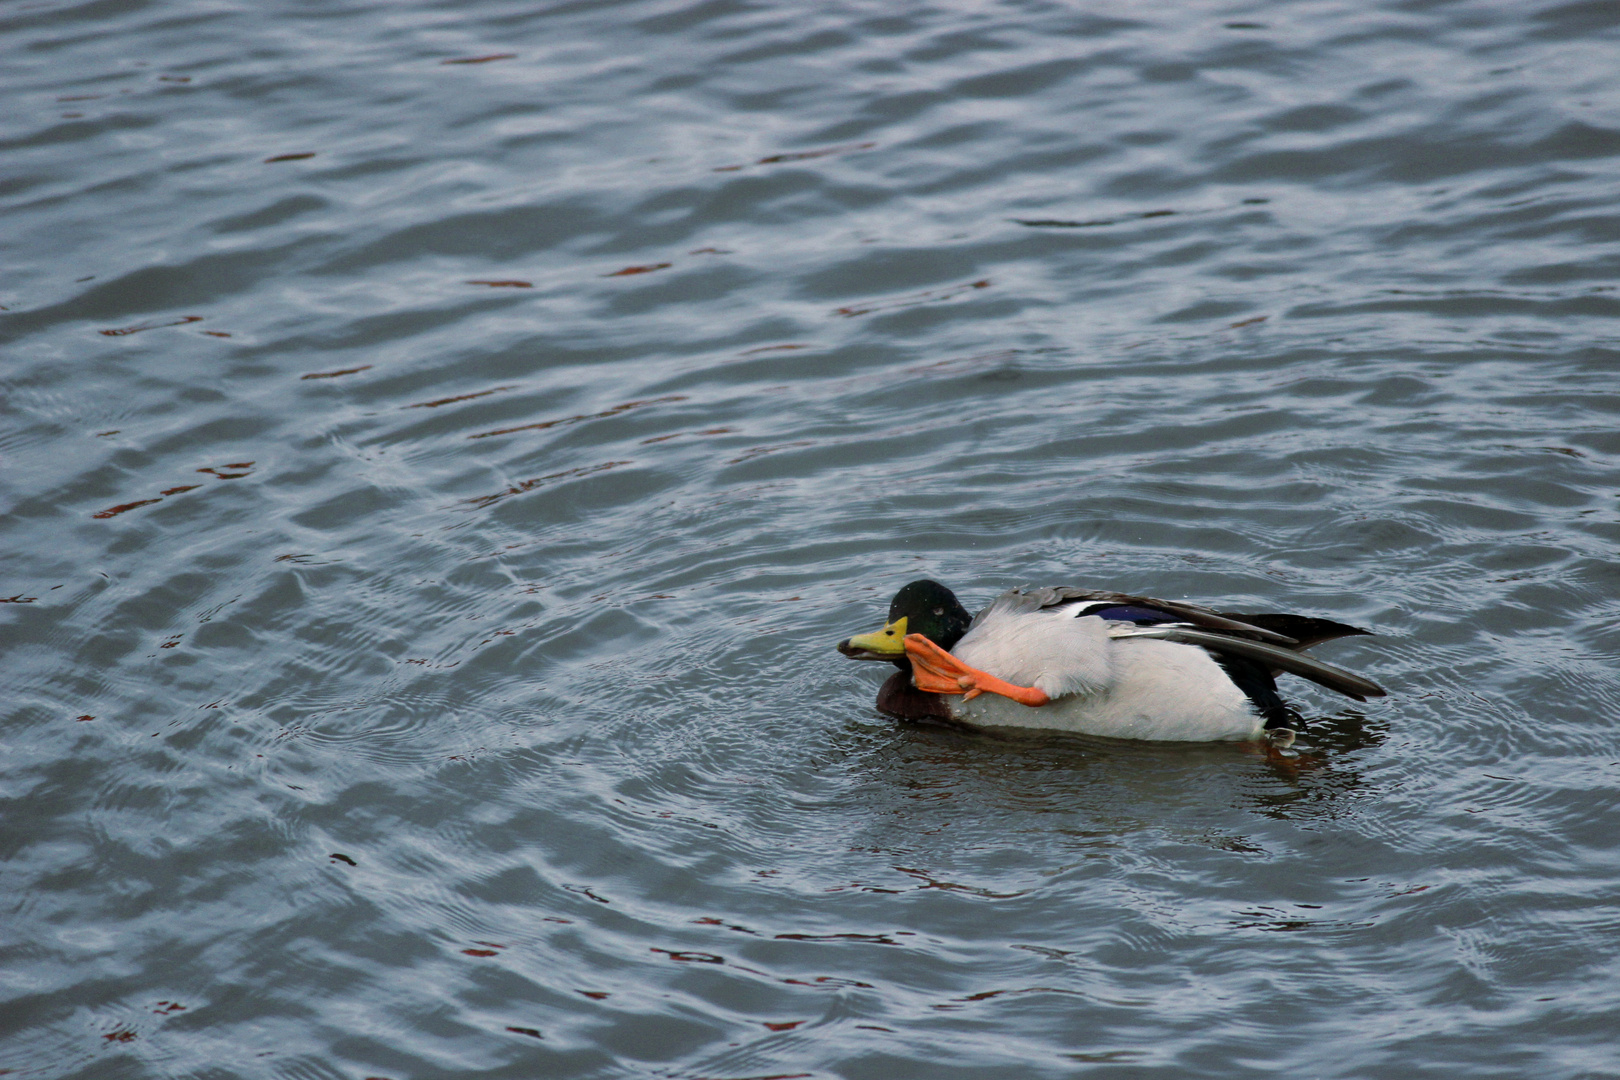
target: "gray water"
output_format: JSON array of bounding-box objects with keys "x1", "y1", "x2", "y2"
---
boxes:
[{"x1": 4, "y1": 0, "x2": 1620, "y2": 1077}]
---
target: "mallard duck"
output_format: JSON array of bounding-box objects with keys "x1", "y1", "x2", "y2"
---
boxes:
[{"x1": 836, "y1": 579, "x2": 1385, "y2": 741}]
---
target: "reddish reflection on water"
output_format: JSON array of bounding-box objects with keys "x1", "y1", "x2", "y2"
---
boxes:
[
  {"x1": 91, "y1": 498, "x2": 162, "y2": 519},
  {"x1": 301, "y1": 365, "x2": 372, "y2": 379},
  {"x1": 604, "y1": 262, "x2": 671, "y2": 277},
  {"x1": 713, "y1": 141, "x2": 876, "y2": 171},
  {"x1": 406, "y1": 386, "x2": 514, "y2": 409},
  {"x1": 99, "y1": 315, "x2": 203, "y2": 336},
  {"x1": 463, "y1": 461, "x2": 631, "y2": 509},
  {"x1": 198, "y1": 463, "x2": 254, "y2": 479},
  {"x1": 467, "y1": 396, "x2": 685, "y2": 440},
  {"x1": 834, "y1": 278, "x2": 990, "y2": 317}
]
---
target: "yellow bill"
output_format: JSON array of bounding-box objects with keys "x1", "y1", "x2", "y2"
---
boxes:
[{"x1": 835, "y1": 616, "x2": 909, "y2": 660}]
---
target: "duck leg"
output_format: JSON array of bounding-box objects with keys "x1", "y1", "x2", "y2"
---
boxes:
[{"x1": 903, "y1": 634, "x2": 1051, "y2": 707}]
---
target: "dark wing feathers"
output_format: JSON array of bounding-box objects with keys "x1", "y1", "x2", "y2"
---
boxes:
[
  {"x1": 1084, "y1": 604, "x2": 1182, "y2": 624},
  {"x1": 1111, "y1": 626, "x2": 1387, "y2": 701},
  {"x1": 1220, "y1": 613, "x2": 1371, "y2": 650}
]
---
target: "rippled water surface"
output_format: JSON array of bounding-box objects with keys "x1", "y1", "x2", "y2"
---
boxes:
[{"x1": 5, "y1": 0, "x2": 1620, "y2": 1076}]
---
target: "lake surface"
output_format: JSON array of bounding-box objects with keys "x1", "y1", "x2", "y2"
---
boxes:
[{"x1": 4, "y1": 0, "x2": 1620, "y2": 1076}]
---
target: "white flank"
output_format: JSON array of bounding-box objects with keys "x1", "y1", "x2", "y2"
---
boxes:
[{"x1": 946, "y1": 612, "x2": 1264, "y2": 741}]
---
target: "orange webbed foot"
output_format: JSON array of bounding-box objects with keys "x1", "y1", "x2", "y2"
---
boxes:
[
  {"x1": 903, "y1": 634, "x2": 981, "y2": 696},
  {"x1": 903, "y1": 634, "x2": 1051, "y2": 707}
]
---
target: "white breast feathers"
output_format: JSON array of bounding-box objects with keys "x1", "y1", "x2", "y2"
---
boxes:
[{"x1": 952, "y1": 607, "x2": 1115, "y2": 699}]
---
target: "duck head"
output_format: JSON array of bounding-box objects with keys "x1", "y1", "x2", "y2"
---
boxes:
[{"x1": 836, "y1": 579, "x2": 974, "y2": 667}]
